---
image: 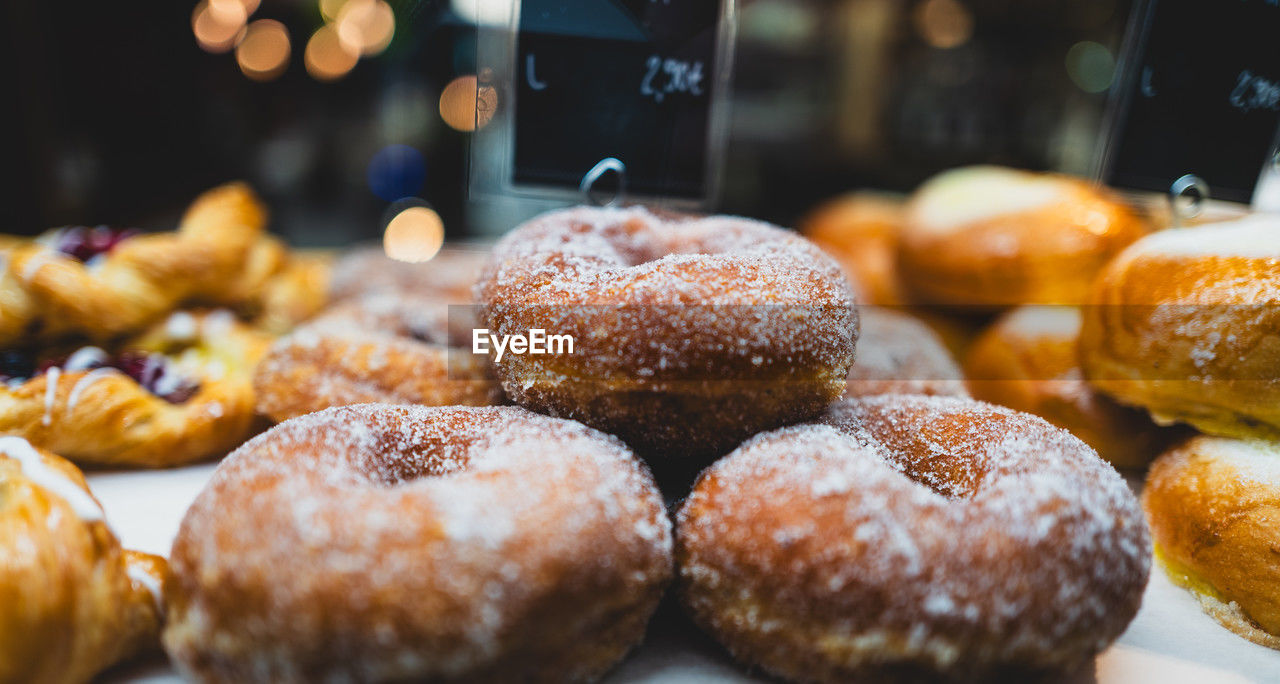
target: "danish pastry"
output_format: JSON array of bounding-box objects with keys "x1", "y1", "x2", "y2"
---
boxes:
[
  {"x1": 165, "y1": 404, "x2": 673, "y2": 682},
  {"x1": 0, "y1": 310, "x2": 268, "y2": 467},
  {"x1": 0, "y1": 182, "x2": 278, "y2": 345},
  {"x1": 0, "y1": 437, "x2": 167, "y2": 683}
]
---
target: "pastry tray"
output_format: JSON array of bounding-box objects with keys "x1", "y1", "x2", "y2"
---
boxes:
[{"x1": 89, "y1": 468, "x2": 1278, "y2": 682}]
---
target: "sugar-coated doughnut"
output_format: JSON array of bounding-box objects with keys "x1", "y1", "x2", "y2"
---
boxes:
[
  {"x1": 801, "y1": 193, "x2": 907, "y2": 306},
  {"x1": 1080, "y1": 215, "x2": 1280, "y2": 441},
  {"x1": 476, "y1": 205, "x2": 857, "y2": 461},
  {"x1": 253, "y1": 293, "x2": 503, "y2": 422},
  {"x1": 165, "y1": 404, "x2": 673, "y2": 682},
  {"x1": 844, "y1": 308, "x2": 967, "y2": 399},
  {"x1": 677, "y1": 395, "x2": 1149, "y2": 681},
  {"x1": 329, "y1": 246, "x2": 489, "y2": 303},
  {"x1": 967, "y1": 306, "x2": 1178, "y2": 468},
  {"x1": 1144, "y1": 435, "x2": 1280, "y2": 649},
  {"x1": 0, "y1": 437, "x2": 167, "y2": 683},
  {"x1": 899, "y1": 166, "x2": 1146, "y2": 308}
]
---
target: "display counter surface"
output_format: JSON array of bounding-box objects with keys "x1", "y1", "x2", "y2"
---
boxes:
[{"x1": 90, "y1": 467, "x2": 1276, "y2": 683}]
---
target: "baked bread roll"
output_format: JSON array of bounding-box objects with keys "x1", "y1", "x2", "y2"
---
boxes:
[{"x1": 899, "y1": 166, "x2": 1146, "y2": 308}]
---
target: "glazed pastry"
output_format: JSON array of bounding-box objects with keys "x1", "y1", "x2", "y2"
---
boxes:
[
  {"x1": 677, "y1": 395, "x2": 1149, "y2": 682},
  {"x1": 165, "y1": 404, "x2": 673, "y2": 682},
  {"x1": 1144, "y1": 436, "x2": 1280, "y2": 649},
  {"x1": 802, "y1": 192, "x2": 907, "y2": 306},
  {"x1": 0, "y1": 310, "x2": 269, "y2": 467},
  {"x1": 966, "y1": 306, "x2": 1177, "y2": 468},
  {"x1": 475, "y1": 205, "x2": 857, "y2": 461},
  {"x1": 329, "y1": 245, "x2": 490, "y2": 302},
  {"x1": 248, "y1": 250, "x2": 334, "y2": 334},
  {"x1": 899, "y1": 166, "x2": 1147, "y2": 308},
  {"x1": 253, "y1": 293, "x2": 503, "y2": 422},
  {"x1": 0, "y1": 182, "x2": 281, "y2": 345},
  {"x1": 1080, "y1": 215, "x2": 1280, "y2": 441},
  {"x1": 843, "y1": 308, "x2": 967, "y2": 398},
  {"x1": 0, "y1": 437, "x2": 167, "y2": 683}
]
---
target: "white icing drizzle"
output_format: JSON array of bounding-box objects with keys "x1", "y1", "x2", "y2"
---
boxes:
[
  {"x1": 0, "y1": 436, "x2": 105, "y2": 522},
  {"x1": 42, "y1": 367, "x2": 60, "y2": 426},
  {"x1": 63, "y1": 346, "x2": 108, "y2": 371},
  {"x1": 150, "y1": 360, "x2": 182, "y2": 397},
  {"x1": 203, "y1": 309, "x2": 237, "y2": 338},
  {"x1": 127, "y1": 564, "x2": 165, "y2": 614},
  {"x1": 165, "y1": 311, "x2": 198, "y2": 341},
  {"x1": 67, "y1": 368, "x2": 119, "y2": 412}
]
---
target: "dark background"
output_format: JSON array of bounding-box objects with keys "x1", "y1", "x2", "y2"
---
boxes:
[{"x1": 1, "y1": 0, "x2": 1135, "y2": 242}]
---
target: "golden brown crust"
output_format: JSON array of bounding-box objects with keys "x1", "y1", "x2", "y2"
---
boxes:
[
  {"x1": 476, "y1": 206, "x2": 858, "y2": 462},
  {"x1": 1080, "y1": 216, "x2": 1280, "y2": 441},
  {"x1": 164, "y1": 404, "x2": 673, "y2": 683},
  {"x1": 253, "y1": 294, "x2": 504, "y2": 422},
  {"x1": 801, "y1": 193, "x2": 907, "y2": 306},
  {"x1": 0, "y1": 440, "x2": 166, "y2": 683},
  {"x1": 899, "y1": 167, "x2": 1147, "y2": 308},
  {"x1": 1144, "y1": 436, "x2": 1280, "y2": 645},
  {"x1": 246, "y1": 249, "x2": 334, "y2": 334},
  {"x1": 0, "y1": 182, "x2": 293, "y2": 346},
  {"x1": 965, "y1": 306, "x2": 1178, "y2": 469},
  {"x1": 677, "y1": 395, "x2": 1149, "y2": 682},
  {"x1": 0, "y1": 311, "x2": 269, "y2": 468}
]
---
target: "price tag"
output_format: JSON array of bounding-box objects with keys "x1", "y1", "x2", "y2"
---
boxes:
[
  {"x1": 1096, "y1": 0, "x2": 1280, "y2": 205},
  {"x1": 472, "y1": 0, "x2": 734, "y2": 207}
]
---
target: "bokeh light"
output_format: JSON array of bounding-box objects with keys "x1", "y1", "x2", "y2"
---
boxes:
[
  {"x1": 192, "y1": 0, "x2": 248, "y2": 53},
  {"x1": 319, "y1": 0, "x2": 349, "y2": 23},
  {"x1": 913, "y1": 0, "x2": 974, "y2": 50},
  {"x1": 383, "y1": 205, "x2": 444, "y2": 263},
  {"x1": 439, "y1": 75, "x2": 498, "y2": 132},
  {"x1": 305, "y1": 24, "x2": 359, "y2": 81},
  {"x1": 367, "y1": 145, "x2": 427, "y2": 201},
  {"x1": 337, "y1": 0, "x2": 395, "y2": 56},
  {"x1": 236, "y1": 19, "x2": 291, "y2": 81},
  {"x1": 211, "y1": 0, "x2": 261, "y2": 14},
  {"x1": 1065, "y1": 41, "x2": 1115, "y2": 93}
]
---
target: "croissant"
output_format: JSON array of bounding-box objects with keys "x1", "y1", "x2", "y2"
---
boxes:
[{"x1": 0, "y1": 437, "x2": 166, "y2": 684}]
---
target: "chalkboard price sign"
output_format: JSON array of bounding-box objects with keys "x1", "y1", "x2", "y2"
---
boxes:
[
  {"x1": 1098, "y1": 0, "x2": 1280, "y2": 203},
  {"x1": 511, "y1": 0, "x2": 730, "y2": 201}
]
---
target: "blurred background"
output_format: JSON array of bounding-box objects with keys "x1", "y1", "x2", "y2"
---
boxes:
[{"x1": 0, "y1": 0, "x2": 1134, "y2": 243}]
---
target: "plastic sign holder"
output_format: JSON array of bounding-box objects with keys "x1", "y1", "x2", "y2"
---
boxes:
[
  {"x1": 470, "y1": 0, "x2": 736, "y2": 211},
  {"x1": 1094, "y1": 0, "x2": 1280, "y2": 220}
]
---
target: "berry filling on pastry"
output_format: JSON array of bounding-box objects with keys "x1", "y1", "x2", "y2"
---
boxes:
[
  {"x1": 46, "y1": 226, "x2": 137, "y2": 263},
  {"x1": 16, "y1": 347, "x2": 201, "y2": 403}
]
